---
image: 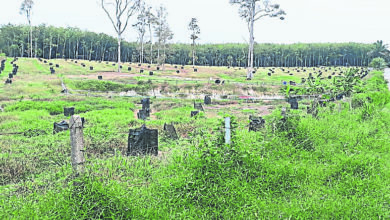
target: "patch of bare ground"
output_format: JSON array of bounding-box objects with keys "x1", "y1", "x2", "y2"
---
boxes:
[
  {"x1": 204, "y1": 103, "x2": 274, "y2": 116},
  {"x1": 67, "y1": 72, "x2": 144, "y2": 79},
  {"x1": 211, "y1": 101, "x2": 239, "y2": 105},
  {"x1": 152, "y1": 102, "x2": 185, "y2": 112}
]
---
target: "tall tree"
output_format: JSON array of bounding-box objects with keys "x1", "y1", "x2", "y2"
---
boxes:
[
  {"x1": 188, "y1": 18, "x2": 200, "y2": 67},
  {"x1": 368, "y1": 40, "x2": 389, "y2": 61},
  {"x1": 101, "y1": 0, "x2": 141, "y2": 72},
  {"x1": 145, "y1": 6, "x2": 156, "y2": 64},
  {"x1": 133, "y1": 3, "x2": 147, "y2": 63},
  {"x1": 230, "y1": 0, "x2": 285, "y2": 79},
  {"x1": 154, "y1": 6, "x2": 173, "y2": 69},
  {"x1": 0, "y1": 24, "x2": 378, "y2": 67},
  {"x1": 20, "y1": 0, "x2": 34, "y2": 58}
]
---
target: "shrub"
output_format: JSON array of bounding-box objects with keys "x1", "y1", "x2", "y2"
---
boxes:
[{"x1": 369, "y1": 57, "x2": 387, "y2": 70}]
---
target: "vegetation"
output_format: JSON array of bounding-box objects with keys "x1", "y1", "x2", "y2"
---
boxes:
[
  {"x1": 230, "y1": 0, "x2": 286, "y2": 79},
  {"x1": 0, "y1": 24, "x2": 380, "y2": 67},
  {"x1": 0, "y1": 56, "x2": 389, "y2": 218},
  {"x1": 19, "y1": 0, "x2": 34, "y2": 58},
  {"x1": 368, "y1": 40, "x2": 390, "y2": 62},
  {"x1": 369, "y1": 57, "x2": 387, "y2": 70},
  {"x1": 1, "y1": 0, "x2": 389, "y2": 216},
  {"x1": 188, "y1": 18, "x2": 200, "y2": 67},
  {"x1": 100, "y1": 0, "x2": 141, "y2": 72}
]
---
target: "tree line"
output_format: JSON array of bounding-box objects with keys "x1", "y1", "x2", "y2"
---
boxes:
[{"x1": 0, "y1": 24, "x2": 383, "y2": 67}]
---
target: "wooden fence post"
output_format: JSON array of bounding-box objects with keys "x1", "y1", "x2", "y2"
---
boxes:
[
  {"x1": 70, "y1": 115, "x2": 85, "y2": 175},
  {"x1": 225, "y1": 117, "x2": 231, "y2": 145}
]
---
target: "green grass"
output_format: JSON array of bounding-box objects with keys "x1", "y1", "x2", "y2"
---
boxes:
[
  {"x1": 1, "y1": 58, "x2": 358, "y2": 100},
  {"x1": 31, "y1": 59, "x2": 50, "y2": 74},
  {"x1": 0, "y1": 58, "x2": 389, "y2": 218}
]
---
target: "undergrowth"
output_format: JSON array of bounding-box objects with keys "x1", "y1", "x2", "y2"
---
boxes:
[{"x1": 1, "y1": 70, "x2": 390, "y2": 218}]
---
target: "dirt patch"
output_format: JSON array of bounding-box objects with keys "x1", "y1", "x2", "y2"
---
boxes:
[
  {"x1": 67, "y1": 72, "x2": 144, "y2": 80},
  {"x1": 204, "y1": 103, "x2": 274, "y2": 116},
  {"x1": 242, "y1": 105, "x2": 274, "y2": 115},
  {"x1": 152, "y1": 102, "x2": 184, "y2": 112},
  {"x1": 212, "y1": 101, "x2": 239, "y2": 105}
]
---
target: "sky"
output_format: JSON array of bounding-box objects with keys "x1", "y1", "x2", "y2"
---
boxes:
[{"x1": 0, "y1": 0, "x2": 389, "y2": 45}]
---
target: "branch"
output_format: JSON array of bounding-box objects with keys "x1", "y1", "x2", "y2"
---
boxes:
[
  {"x1": 254, "y1": 9, "x2": 266, "y2": 17},
  {"x1": 121, "y1": 1, "x2": 139, "y2": 34},
  {"x1": 254, "y1": 13, "x2": 271, "y2": 21},
  {"x1": 254, "y1": 9, "x2": 285, "y2": 21},
  {"x1": 101, "y1": 0, "x2": 119, "y2": 33},
  {"x1": 118, "y1": 0, "x2": 128, "y2": 18}
]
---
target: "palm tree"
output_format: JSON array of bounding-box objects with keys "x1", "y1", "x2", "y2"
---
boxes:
[{"x1": 368, "y1": 40, "x2": 389, "y2": 60}]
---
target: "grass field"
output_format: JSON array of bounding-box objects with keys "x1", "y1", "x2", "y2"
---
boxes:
[{"x1": 0, "y1": 58, "x2": 389, "y2": 218}]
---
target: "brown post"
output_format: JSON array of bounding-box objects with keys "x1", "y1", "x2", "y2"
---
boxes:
[{"x1": 70, "y1": 115, "x2": 85, "y2": 175}]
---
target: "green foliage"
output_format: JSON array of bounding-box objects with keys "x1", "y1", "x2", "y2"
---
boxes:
[
  {"x1": 67, "y1": 176, "x2": 133, "y2": 218},
  {"x1": 1, "y1": 59, "x2": 390, "y2": 218},
  {"x1": 369, "y1": 57, "x2": 387, "y2": 70},
  {"x1": 70, "y1": 80, "x2": 132, "y2": 92},
  {"x1": 0, "y1": 24, "x2": 376, "y2": 67},
  {"x1": 4, "y1": 98, "x2": 132, "y2": 115},
  {"x1": 285, "y1": 84, "x2": 291, "y2": 97},
  {"x1": 67, "y1": 79, "x2": 159, "y2": 93},
  {"x1": 289, "y1": 68, "x2": 365, "y2": 98}
]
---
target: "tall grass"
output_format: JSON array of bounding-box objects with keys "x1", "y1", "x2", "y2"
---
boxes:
[{"x1": 1, "y1": 70, "x2": 390, "y2": 218}]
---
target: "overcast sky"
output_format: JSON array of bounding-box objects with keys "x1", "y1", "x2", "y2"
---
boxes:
[{"x1": 0, "y1": 0, "x2": 389, "y2": 45}]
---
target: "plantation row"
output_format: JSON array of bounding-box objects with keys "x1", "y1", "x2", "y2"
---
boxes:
[{"x1": 0, "y1": 24, "x2": 383, "y2": 67}]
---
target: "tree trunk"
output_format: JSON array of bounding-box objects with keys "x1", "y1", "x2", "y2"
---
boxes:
[
  {"x1": 42, "y1": 41, "x2": 45, "y2": 59},
  {"x1": 62, "y1": 39, "x2": 67, "y2": 59},
  {"x1": 192, "y1": 39, "x2": 196, "y2": 67},
  {"x1": 162, "y1": 42, "x2": 166, "y2": 70},
  {"x1": 21, "y1": 43, "x2": 24, "y2": 57},
  {"x1": 149, "y1": 25, "x2": 153, "y2": 64},
  {"x1": 247, "y1": 3, "x2": 255, "y2": 79},
  {"x1": 157, "y1": 43, "x2": 160, "y2": 65},
  {"x1": 34, "y1": 37, "x2": 37, "y2": 58},
  {"x1": 141, "y1": 36, "x2": 144, "y2": 64},
  {"x1": 117, "y1": 34, "x2": 121, "y2": 73},
  {"x1": 101, "y1": 43, "x2": 107, "y2": 61},
  {"x1": 68, "y1": 40, "x2": 71, "y2": 59},
  {"x1": 29, "y1": 22, "x2": 33, "y2": 58},
  {"x1": 56, "y1": 34, "x2": 60, "y2": 59},
  {"x1": 49, "y1": 37, "x2": 52, "y2": 60},
  {"x1": 89, "y1": 42, "x2": 93, "y2": 61},
  {"x1": 82, "y1": 44, "x2": 85, "y2": 60},
  {"x1": 75, "y1": 39, "x2": 79, "y2": 59}
]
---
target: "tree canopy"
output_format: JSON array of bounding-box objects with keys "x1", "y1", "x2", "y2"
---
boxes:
[{"x1": 0, "y1": 24, "x2": 377, "y2": 67}]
